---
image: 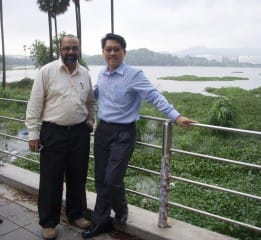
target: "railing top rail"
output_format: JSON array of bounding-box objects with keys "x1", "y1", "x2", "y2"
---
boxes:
[
  {"x1": 0, "y1": 116, "x2": 25, "y2": 122},
  {"x1": 191, "y1": 122, "x2": 261, "y2": 136},
  {"x1": 140, "y1": 115, "x2": 168, "y2": 122},
  {"x1": 0, "y1": 97, "x2": 28, "y2": 103},
  {"x1": 140, "y1": 115, "x2": 260, "y2": 136}
]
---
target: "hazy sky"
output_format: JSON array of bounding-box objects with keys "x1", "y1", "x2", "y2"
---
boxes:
[{"x1": 2, "y1": 0, "x2": 261, "y2": 55}]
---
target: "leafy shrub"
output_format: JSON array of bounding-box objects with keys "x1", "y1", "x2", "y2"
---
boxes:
[{"x1": 208, "y1": 97, "x2": 237, "y2": 128}]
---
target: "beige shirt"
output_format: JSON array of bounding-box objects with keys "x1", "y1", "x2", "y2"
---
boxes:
[{"x1": 26, "y1": 59, "x2": 96, "y2": 140}]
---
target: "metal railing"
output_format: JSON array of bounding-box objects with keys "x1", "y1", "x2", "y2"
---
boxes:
[{"x1": 0, "y1": 97, "x2": 260, "y2": 233}]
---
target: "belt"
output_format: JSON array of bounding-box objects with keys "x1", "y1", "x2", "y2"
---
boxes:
[
  {"x1": 99, "y1": 119, "x2": 135, "y2": 126},
  {"x1": 42, "y1": 121, "x2": 86, "y2": 130}
]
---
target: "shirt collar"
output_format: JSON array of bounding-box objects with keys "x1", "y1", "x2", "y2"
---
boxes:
[{"x1": 103, "y1": 62, "x2": 126, "y2": 76}]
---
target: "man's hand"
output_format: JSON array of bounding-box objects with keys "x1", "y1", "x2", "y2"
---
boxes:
[
  {"x1": 87, "y1": 120, "x2": 94, "y2": 132},
  {"x1": 29, "y1": 139, "x2": 42, "y2": 152},
  {"x1": 175, "y1": 116, "x2": 196, "y2": 127}
]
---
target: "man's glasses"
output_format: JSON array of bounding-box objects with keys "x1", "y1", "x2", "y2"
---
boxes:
[
  {"x1": 103, "y1": 47, "x2": 122, "y2": 53},
  {"x1": 61, "y1": 46, "x2": 79, "y2": 52}
]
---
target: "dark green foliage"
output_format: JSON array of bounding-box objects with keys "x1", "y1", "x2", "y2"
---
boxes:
[
  {"x1": 7, "y1": 78, "x2": 33, "y2": 89},
  {"x1": 30, "y1": 40, "x2": 50, "y2": 68},
  {"x1": 0, "y1": 88, "x2": 10, "y2": 98},
  {"x1": 208, "y1": 97, "x2": 237, "y2": 128}
]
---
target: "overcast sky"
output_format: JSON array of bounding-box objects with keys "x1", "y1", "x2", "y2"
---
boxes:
[{"x1": 2, "y1": 0, "x2": 261, "y2": 55}]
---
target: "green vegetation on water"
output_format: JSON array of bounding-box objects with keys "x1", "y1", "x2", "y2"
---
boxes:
[
  {"x1": 158, "y1": 74, "x2": 249, "y2": 81},
  {"x1": 0, "y1": 78, "x2": 260, "y2": 240}
]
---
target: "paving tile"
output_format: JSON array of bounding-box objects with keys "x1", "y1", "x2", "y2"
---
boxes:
[
  {"x1": 55, "y1": 225, "x2": 83, "y2": 240},
  {"x1": 0, "y1": 200, "x2": 37, "y2": 227},
  {"x1": 0, "y1": 217, "x2": 20, "y2": 236},
  {"x1": 22, "y1": 218, "x2": 42, "y2": 236},
  {"x1": 0, "y1": 227, "x2": 42, "y2": 240}
]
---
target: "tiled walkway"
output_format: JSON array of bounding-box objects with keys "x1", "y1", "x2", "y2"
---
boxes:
[{"x1": 0, "y1": 184, "x2": 138, "y2": 240}]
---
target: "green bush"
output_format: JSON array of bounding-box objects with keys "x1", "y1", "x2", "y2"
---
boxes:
[{"x1": 208, "y1": 97, "x2": 237, "y2": 128}]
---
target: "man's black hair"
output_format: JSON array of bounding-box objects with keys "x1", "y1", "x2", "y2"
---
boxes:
[{"x1": 101, "y1": 33, "x2": 127, "y2": 49}]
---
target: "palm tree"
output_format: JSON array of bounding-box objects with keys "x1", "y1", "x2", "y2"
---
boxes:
[
  {"x1": 37, "y1": 0, "x2": 53, "y2": 61},
  {"x1": 0, "y1": 0, "x2": 6, "y2": 89},
  {"x1": 50, "y1": 0, "x2": 70, "y2": 55},
  {"x1": 72, "y1": 0, "x2": 92, "y2": 58},
  {"x1": 37, "y1": 0, "x2": 70, "y2": 61}
]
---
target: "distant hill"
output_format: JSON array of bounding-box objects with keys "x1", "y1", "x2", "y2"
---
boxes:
[
  {"x1": 84, "y1": 48, "x2": 261, "y2": 67},
  {"x1": 3, "y1": 47, "x2": 261, "y2": 68},
  {"x1": 1, "y1": 55, "x2": 33, "y2": 67},
  {"x1": 173, "y1": 46, "x2": 261, "y2": 57}
]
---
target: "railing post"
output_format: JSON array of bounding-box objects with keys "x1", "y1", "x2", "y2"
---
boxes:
[{"x1": 158, "y1": 120, "x2": 172, "y2": 228}]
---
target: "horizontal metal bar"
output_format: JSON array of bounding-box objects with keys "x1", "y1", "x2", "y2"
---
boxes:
[
  {"x1": 0, "y1": 116, "x2": 25, "y2": 122},
  {"x1": 191, "y1": 122, "x2": 261, "y2": 136},
  {"x1": 0, "y1": 149, "x2": 39, "y2": 165},
  {"x1": 170, "y1": 175, "x2": 261, "y2": 201},
  {"x1": 87, "y1": 176, "x2": 94, "y2": 182},
  {"x1": 126, "y1": 188, "x2": 160, "y2": 201},
  {"x1": 0, "y1": 98, "x2": 28, "y2": 103},
  {"x1": 172, "y1": 148, "x2": 261, "y2": 170},
  {"x1": 128, "y1": 164, "x2": 261, "y2": 201},
  {"x1": 0, "y1": 132, "x2": 28, "y2": 142},
  {"x1": 168, "y1": 200, "x2": 261, "y2": 232},
  {"x1": 128, "y1": 164, "x2": 160, "y2": 175},
  {"x1": 139, "y1": 117, "x2": 261, "y2": 137},
  {"x1": 126, "y1": 188, "x2": 261, "y2": 232},
  {"x1": 136, "y1": 141, "x2": 162, "y2": 150},
  {"x1": 140, "y1": 115, "x2": 168, "y2": 122}
]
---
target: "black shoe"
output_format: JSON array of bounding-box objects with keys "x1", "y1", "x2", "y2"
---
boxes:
[
  {"x1": 114, "y1": 208, "x2": 128, "y2": 225},
  {"x1": 0, "y1": 218, "x2": 3, "y2": 224},
  {"x1": 81, "y1": 222, "x2": 113, "y2": 239}
]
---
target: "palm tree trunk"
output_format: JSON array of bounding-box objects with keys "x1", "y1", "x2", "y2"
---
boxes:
[{"x1": 0, "y1": 0, "x2": 6, "y2": 89}]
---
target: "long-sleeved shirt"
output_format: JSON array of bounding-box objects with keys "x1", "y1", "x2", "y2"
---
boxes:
[
  {"x1": 94, "y1": 62, "x2": 180, "y2": 124},
  {"x1": 26, "y1": 59, "x2": 96, "y2": 140}
]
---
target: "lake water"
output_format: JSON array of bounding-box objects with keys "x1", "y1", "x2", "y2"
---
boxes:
[{"x1": 5, "y1": 65, "x2": 261, "y2": 95}]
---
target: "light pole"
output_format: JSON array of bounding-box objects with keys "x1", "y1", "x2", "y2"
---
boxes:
[
  {"x1": 23, "y1": 44, "x2": 27, "y2": 78},
  {"x1": 110, "y1": 0, "x2": 114, "y2": 33}
]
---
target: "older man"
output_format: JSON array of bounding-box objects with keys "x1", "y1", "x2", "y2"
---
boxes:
[{"x1": 26, "y1": 34, "x2": 96, "y2": 239}]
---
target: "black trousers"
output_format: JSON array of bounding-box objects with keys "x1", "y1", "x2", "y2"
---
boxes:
[
  {"x1": 38, "y1": 121, "x2": 91, "y2": 228},
  {"x1": 93, "y1": 120, "x2": 136, "y2": 224}
]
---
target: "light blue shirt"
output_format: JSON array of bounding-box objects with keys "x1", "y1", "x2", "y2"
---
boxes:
[{"x1": 94, "y1": 62, "x2": 180, "y2": 124}]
